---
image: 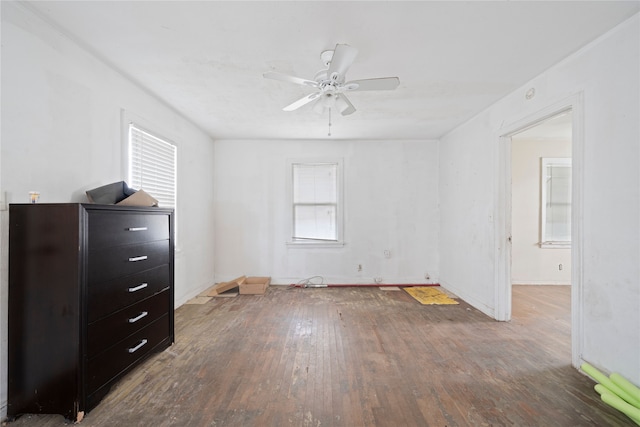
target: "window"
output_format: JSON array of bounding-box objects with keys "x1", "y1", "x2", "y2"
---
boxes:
[
  {"x1": 289, "y1": 159, "x2": 343, "y2": 246},
  {"x1": 128, "y1": 123, "x2": 177, "y2": 209},
  {"x1": 540, "y1": 158, "x2": 571, "y2": 248}
]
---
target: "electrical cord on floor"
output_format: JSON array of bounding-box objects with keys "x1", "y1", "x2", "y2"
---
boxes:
[{"x1": 289, "y1": 275, "x2": 327, "y2": 288}]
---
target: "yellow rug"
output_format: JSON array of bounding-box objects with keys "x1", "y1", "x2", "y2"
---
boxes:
[{"x1": 404, "y1": 286, "x2": 459, "y2": 305}]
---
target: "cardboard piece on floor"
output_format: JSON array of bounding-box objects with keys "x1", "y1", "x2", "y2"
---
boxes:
[
  {"x1": 206, "y1": 276, "x2": 246, "y2": 296},
  {"x1": 213, "y1": 289, "x2": 239, "y2": 298},
  {"x1": 239, "y1": 277, "x2": 270, "y2": 295}
]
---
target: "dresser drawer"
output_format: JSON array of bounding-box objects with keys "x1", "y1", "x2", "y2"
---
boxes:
[
  {"x1": 87, "y1": 314, "x2": 170, "y2": 395},
  {"x1": 88, "y1": 211, "x2": 169, "y2": 250},
  {"x1": 88, "y1": 264, "x2": 170, "y2": 322},
  {"x1": 88, "y1": 240, "x2": 170, "y2": 284},
  {"x1": 87, "y1": 290, "x2": 170, "y2": 358}
]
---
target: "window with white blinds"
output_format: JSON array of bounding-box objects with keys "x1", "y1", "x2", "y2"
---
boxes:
[
  {"x1": 540, "y1": 157, "x2": 571, "y2": 248},
  {"x1": 291, "y1": 161, "x2": 342, "y2": 243},
  {"x1": 128, "y1": 124, "x2": 177, "y2": 209}
]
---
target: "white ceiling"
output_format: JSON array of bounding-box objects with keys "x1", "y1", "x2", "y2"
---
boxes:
[{"x1": 26, "y1": 1, "x2": 639, "y2": 140}]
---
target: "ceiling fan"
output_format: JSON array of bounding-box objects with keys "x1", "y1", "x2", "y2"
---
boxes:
[{"x1": 263, "y1": 44, "x2": 400, "y2": 116}]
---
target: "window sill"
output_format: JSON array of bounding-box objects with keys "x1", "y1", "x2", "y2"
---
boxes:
[
  {"x1": 286, "y1": 240, "x2": 345, "y2": 248},
  {"x1": 540, "y1": 242, "x2": 571, "y2": 249}
]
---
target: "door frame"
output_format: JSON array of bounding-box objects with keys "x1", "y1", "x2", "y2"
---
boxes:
[{"x1": 495, "y1": 93, "x2": 584, "y2": 368}]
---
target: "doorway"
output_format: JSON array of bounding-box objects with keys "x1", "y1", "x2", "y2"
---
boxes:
[
  {"x1": 510, "y1": 112, "x2": 573, "y2": 360},
  {"x1": 496, "y1": 94, "x2": 584, "y2": 367}
]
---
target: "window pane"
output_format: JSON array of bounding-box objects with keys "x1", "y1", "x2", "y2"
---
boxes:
[
  {"x1": 542, "y1": 160, "x2": 571, "y2": 243},
  {"x1": 293, "y1": 163, "x2": 337, "y2": 204},
  {"x1": 545, "y1": 165, "x2": 571, "y2": 240},
  {"x1": 294, "y1": 205, "x2": 337, "y2": 241}
]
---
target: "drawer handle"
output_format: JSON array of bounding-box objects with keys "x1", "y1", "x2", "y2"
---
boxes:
[
  {"x1": 128, "y1": 311, "x2": 149, "y2": 323},
  {"x1": 127, "y1": 227, "x2": 148, "y2": 232},
  {"x1": 128, "y1": 255, "x2": 148, "y2": 262},
  {"x1": 128, "y1": 283, "x2": 148, "y2": 293},
  {"x1": 128, "y1": 339, "x2": 148, "y2": 354}
]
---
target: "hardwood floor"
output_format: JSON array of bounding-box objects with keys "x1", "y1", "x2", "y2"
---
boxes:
[{"x1": 5, "y1": 285, "x2": 634, "y2": 426}]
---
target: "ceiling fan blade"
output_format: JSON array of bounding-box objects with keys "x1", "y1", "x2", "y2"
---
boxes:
[
  {"x1": 263, "y1": 71, "x2": 318, "y2": 88},
  {"x1": 344, "y1": 77, "x2": 400, "y2": 91},
  {"x1": 335, "y1": 94, "x2": 356, "y2": 116},
  {"x1": 327, "y1": 44, "x2": 358, "y2": 82},
  {"x1": 283, "y1": 92, "x2": 321, "y2": 111}
]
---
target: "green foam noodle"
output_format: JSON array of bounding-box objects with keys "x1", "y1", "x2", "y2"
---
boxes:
[
  {"x1": 610, "y1": 373, "x2": 640, "y2": 407},
  {"x1": 600, "y1": 390, "x2": 640, "y2": 426},
  {"x1": 582, "y1": 363, "x2": 638, "y2": 407}
]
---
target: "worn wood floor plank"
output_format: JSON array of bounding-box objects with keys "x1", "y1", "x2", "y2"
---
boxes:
[{"x1": 5, "y1": 285, "x2": 635, "y2": 426}]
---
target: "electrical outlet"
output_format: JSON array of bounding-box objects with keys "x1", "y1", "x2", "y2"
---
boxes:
[{"x1": 383, "y1": 249, "x2": 391, "y2": 259}]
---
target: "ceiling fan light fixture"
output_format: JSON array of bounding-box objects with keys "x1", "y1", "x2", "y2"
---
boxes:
[
  {"x1": 312, "y1": 98, "x2": 325, "y2": 114},
  {"x1": 322, "y1": 93, "x2": 337, "y2": 108}
]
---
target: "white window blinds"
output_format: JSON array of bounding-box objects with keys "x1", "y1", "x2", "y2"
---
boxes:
[
  {"x1": 128, "y1": 124, "x2": 177, "y2": 209},
  {"x1": 540, "y1": 158, "x2": 571, "y2": 247},
  {"x1": 292, "y1": 162, "x2": 338, "y2": 241}
]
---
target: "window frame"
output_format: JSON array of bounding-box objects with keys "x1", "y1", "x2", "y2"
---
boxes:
[
  {"x1": 286, "y1": 158, "x2": 344, "y2": 248},
  {"x1": 540, "y1": 157, "x2": 572, "y2": 248}
]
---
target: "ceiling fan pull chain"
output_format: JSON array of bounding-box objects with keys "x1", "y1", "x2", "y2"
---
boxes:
[{"x1": 328, "y1": 108, "x2": 332, "y2": 136}]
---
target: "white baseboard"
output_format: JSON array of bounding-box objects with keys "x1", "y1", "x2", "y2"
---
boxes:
[
  {"x1": 272, "y1": 277, "x2": 438, "y2": 286},
  {"x1": 212, "y1": 276, "x2": 439, "y2": 286}
]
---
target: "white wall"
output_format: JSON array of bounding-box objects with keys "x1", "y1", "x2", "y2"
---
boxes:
[
  {"x1": 439, "y1": 14, "x2": 639, "y2": 382},
  {"x1": 0, "y1": 2, "x2": 216, "y2": 415},
  {"x1": 511, "y1": 138, "x2": 572, "y2": 284},
  {"x1": 213, "y1": 139, "x2": 439, "y2": 285}
]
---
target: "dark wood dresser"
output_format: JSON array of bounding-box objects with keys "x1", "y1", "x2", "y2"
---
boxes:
[{"x1": 7, "y1": 203, "x2": 175, "y2": 422}]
